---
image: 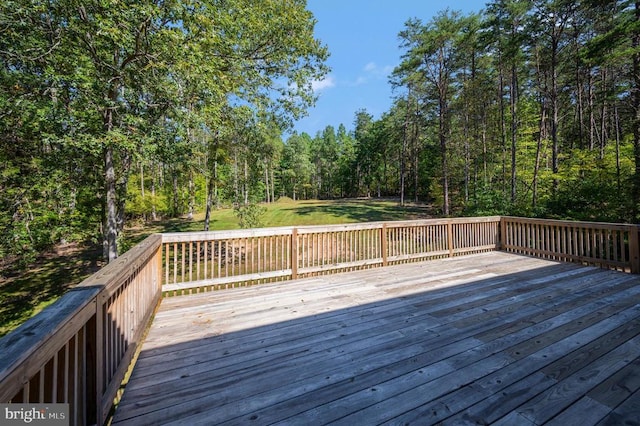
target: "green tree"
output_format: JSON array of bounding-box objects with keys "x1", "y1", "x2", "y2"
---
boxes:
[
  {"x1": 0, "y1": 0, "x2": 328, "y2": 263},
  {"x1": 397, "y1": 11, "x2": 466, "y2": 215},
  {"x1": 281, "y1": 133, "x2": 314, "y2": 200}
]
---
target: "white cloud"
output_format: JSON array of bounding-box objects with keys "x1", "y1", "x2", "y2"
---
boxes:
[
  {"x1": 381, "y1": 65, "x2": 394, "y2": 75},
  {"x1": 354, "y1": 76, "x2": 368, "y2": 86},
  {"x1": 362, "y1": 62, "x2": 393, "y2": 78},
  {"x1": 364, "y1": 62, "x2": 377, "y2": 73},
  {"x1": 312, "y1": 76, "x2": 336, "y2": 92}
]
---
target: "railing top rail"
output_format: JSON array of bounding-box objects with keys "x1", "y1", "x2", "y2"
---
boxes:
[
  {"x1": 383, "y1": 216, "x2": 501, "y2": 228},
  {"x1": 75, "y1": 233, "x2": 162, "y2": 296},
  {"x1": 160, "y1": 216, "x2": 503, "y2": 243},
  {"x1": 161, "y1": 227, "x2": 296, "y2": 242},
  {"x1": 0, "y1": 286, "x2": 100, "y2": 398},
  {"x1": 502, "y1": 216, "x2": 640, "y2": 231}
]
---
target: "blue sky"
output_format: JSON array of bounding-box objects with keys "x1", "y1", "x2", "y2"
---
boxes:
[{"x1": 292, "y1": 0, "x2": 489, "y2": 137}]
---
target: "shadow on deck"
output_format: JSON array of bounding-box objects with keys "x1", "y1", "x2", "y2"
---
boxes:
[{"x1": 112, "y1": 252, "x2": 640, "y2": 425}]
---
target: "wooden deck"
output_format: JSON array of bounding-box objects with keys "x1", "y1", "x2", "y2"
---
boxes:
[{"x1": 112, "y1": 251, "x2": 640, "y2": 425}]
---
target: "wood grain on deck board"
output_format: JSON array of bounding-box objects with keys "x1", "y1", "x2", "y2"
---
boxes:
[{"x1": 112, "y1": 252, "x2": 640, "y2": 425}]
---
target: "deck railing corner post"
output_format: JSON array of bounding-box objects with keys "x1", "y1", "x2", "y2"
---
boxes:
[
  {"x1": 629, "y1": 225, "x2": 640, "y2": 274},
  {"x1": 499, "y1": 216, "x2": 507, "y2": 251},
  {"x1": 156, "y1": 240, "x2": 164, "y2": 295}
]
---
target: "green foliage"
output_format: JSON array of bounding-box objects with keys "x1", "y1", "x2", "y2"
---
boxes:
[
  {"x1": 3, "y1": 0, "x2": 640, "y2": 275},
  {"x1": 463, "y1": 185, "x2": 513, "y2": 217},
  {"x1": 543, "y1": 144, "x2": 635, "y2": 222},
  {"x1": 234, "y1": 203, "x2": 267, "y2": 229},
  {"x1": 0, "y1": 0, "x2": 329, "y2": 265}
]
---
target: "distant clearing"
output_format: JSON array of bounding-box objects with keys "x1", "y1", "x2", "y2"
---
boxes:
[{"x1": 0, "y1": 198, "x2": 435, "y2": 336}]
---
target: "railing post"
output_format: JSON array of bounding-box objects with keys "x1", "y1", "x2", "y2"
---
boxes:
[
  {"x1": 447, "y1": 221, "x2": 454, "y2": 257},
  {"x1": 291, "y1": 228, "x2": 298, "y2": 279},
  {"x1": 499, "y1": 217, "x2": 507, "y2": 251},
  {"x1": 381, "y1": 224, "x2": 388, "y2": 266},
  {"x1": 93, "y1": 294, "x2": 105, "y2": 426},
  {"x1": 85, "y1": 301, "x2": 100, "y2": 426},
  {"x1": 156, "y1": 244, "x2": 163, "y2": 294},
  {"x1": 629, "y1": 225, "x2": 640, "y2": 274}
]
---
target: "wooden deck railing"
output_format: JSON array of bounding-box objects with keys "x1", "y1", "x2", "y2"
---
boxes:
[
  {"x1": 501, "y1": 217, "x2": 640, "y2": 274},
  {"x1": 0, "y1": 215, "x2": 638, "y2": 425},
  {"x1": 161, "y1": 217, "x2": 502, "y2": 295},
  {"x1": 0, "y1": 235, "x2": 163, "y2": 426}
]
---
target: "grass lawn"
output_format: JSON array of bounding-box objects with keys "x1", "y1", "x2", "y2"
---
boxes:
[{"x1": 0, "y1": 198, "x2": 436, "y2": 337}]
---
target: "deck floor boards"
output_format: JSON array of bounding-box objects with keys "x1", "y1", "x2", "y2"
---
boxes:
[{"x1": 112, "y1": 252, "x2": 640, "y2": 425}]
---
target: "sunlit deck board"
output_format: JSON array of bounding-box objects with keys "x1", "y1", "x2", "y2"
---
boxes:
[{"x1": 112, "y1": 251, "x2": 640, "y2": 425}]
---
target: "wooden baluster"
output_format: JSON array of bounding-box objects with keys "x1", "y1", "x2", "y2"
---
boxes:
[{"x1": 203, "y1": 241, "x2": 208, "y2": 280}]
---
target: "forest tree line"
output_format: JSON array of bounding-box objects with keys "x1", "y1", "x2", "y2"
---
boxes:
[
  {"x1": 2, "y1": 0, "x2": 640, "y2": 267},
  {"x1": 264, "y1": 0, "x2": 640, "y2": 220},
  {"x1": 287, "y1": 0, "x2": 640, "y2": 223}
]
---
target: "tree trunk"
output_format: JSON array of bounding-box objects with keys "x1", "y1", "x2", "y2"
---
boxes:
[
  {"x1": 116, "y1": 153, "x2": 131, "y2": 236},
  {"x1": 400, "y1": 91, "x2": 410, "y2": 206},
  {"x1": 600, "y1": 68, "x2": 608, "y2": 160},
  {"x1": 614, "y1": 99, "x2": 622, "y2": 193},
  {"x1": 264, "y1": 160, "x2": 270, "y2": 203},
  {"x1": 632, "y1": 1, "x2": 640, "y2": 220},
  {"x1": 482, "y1": 103, "x2": 488, "y2": 187},
  {"x1": 575, "y1": 25, "x2": 585, "y2": 149},
  {"x1": 551, "y1": 39, "x2": 559, "y2": 194},
  {"x1": 187, "y1": 170, "x2": 195, "y2": 220},
  {"x1": 204, "y1": 176, "x2": 214, "y2": 231},
  {"x1": 140, "y1": 160, "x2": 145, "y2": 222},
  {"x1": 271, "y1": 168, "x2": 275, "y2": 203},
  {"x1": 102, "y1": 91, "x2": 119, "y2": 262},
  {"x1": 510, "y1": 62, "x2": 518, "y2": 203},
  {"x1": 172, "y1": 172, "x2": 179, "y2": 217},
  {"x1": 243, "y1": 158, "x2": 249, "y2": 205},
  {"x1": 151, "y1": 162, "x2": 157, "y2": 221},
  {"x1": 439, "y1": 94, "x2": 450, "y2": 216},
  {"x1": 589, "y1": 72, "x2": 596, "y2": 151},
  {"x1": 104, "y1": 144, "x2": 118, "y2": 262},
  {"x1": 204, "y1": 134, "x2": 218, "y2": 231},
  {"x1": 533, "y1": 46, "x2": 546, "y2": 210},
  {"x1": 414, "y1": 146, "x2": 419, "y2": 203},
  {"x1": 233, "y1": 152, "x2": 239, "y2": 204},
  {"x1": 499, "y1": 59, "x2": 507, "y2": 197},
  {"x1": 533, "y1": 96, "x2": 547, "y2": 211},
  {"x1": 140, "y1": 161, "x2": 144, "y2": 199},
  {"x1": 464, "y1": 108, "x2": 470, "y2": 204}
]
